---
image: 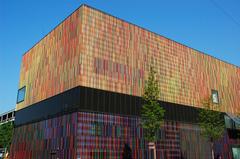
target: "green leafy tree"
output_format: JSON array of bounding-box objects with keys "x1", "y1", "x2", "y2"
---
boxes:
[
  {"x1": 0, "y1": 121, "x2": 14, "y2": 150},
  {"x1": 198, "y1": 97, "x2": 225, "y2": 159},
  {"x1": 141, "y1": 66, "x2": 165, "y2": 158}
]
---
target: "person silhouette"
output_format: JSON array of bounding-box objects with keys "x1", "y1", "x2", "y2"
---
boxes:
[{"x1": 122, "y1": 143, "x2": 132, "y2": 159}]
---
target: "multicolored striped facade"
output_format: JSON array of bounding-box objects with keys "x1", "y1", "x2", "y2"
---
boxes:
[
  {"x1": 17, "y1": 5, "x2": 240, "y2": 114},
  {"x1": 12, "y1": 4, "x2": 240, "y2": 159},
  {"x1": 11, "y1": 112, "x2": 240, "y2": 159}
]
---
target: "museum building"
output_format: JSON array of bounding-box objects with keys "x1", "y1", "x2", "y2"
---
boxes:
[{"x1": 10, "y1": 4, "x2": 240, "y2": 159}]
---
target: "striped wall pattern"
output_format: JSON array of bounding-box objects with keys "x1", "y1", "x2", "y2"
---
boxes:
[
  {"x1": 76, "y1": 112, "x2": 212, "y2": 159},
  {"x1": 10, "y1": 113, "x2": 78, "y2": 159},
  {"x1": 11, "y1": 111, "x2": 240, "y2": 159},
  {"x1": 214, "y1": 132, "x2": 240, "y2": 159},
  {"x1": 17, "y1": 5, "x2": 240, "y2": 114}
]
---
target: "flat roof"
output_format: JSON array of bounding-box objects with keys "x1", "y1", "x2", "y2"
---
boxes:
[{"x1": 0, "y1": 109, "x2": 15, "y2": 117}]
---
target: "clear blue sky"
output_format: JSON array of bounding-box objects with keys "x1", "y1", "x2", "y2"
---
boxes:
[{"x1": 0, "y1": 0, "x2": 240, "y2": 114}]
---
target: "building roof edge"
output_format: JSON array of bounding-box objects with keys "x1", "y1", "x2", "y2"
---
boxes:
[{"x1": 21, "y1": 4, "x2": 240, "y2": 69}]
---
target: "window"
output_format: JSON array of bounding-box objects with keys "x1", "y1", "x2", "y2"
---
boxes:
[
  {"x1": 92, "y1": 122, "x2": 103, "y2": 136},
  {"x1": 3, "y1": 115, "x2": 6, "y2": 120},
  {"x1": 157, "y1": 129, "x2": 165, "y2": 140},
  {"x1": 8, "y1": 112, "x2": 13, "y2": 118},
  {"x1": 17, "y1": 86, "x2": 26, "y2": 103},
  {"x1": 225, "y1": 115, "x2": 233, "y2": 129},
  {"x1": 232, "y1": 147, "x2": 240, "y2": 159},
  {"x1": 225, "y1": 114, "x2": 240, "y2": 130},
  {"x1": 212, "y1": 90, "x2": 219, "y2": 104}
]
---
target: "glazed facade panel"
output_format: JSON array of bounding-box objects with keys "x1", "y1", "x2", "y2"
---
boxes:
[
  {"x1": 76, "y1": 112, "x2": 212, "y2": 159},
  {"x1": 17, "y1": 5, "x2": 240, "y2": 114},
  {"x1": 10, "y1": 113, "x2": 78, "y2": 159},
  {"x1": 11, "y1": 111, "x2": 239, "y2": 159}
]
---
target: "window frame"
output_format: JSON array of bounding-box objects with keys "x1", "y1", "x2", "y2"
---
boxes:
[
  {"x1": 232, "y1": 145, "x2": 240, "y2": 159},
  {"x1": 211, "y1": 89, "x2": 219, "y2": 104},
  {"x1": 17, "y1": 86, "x2": 26, "y2": 104}
]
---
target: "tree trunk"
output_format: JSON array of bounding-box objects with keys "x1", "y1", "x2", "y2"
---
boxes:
[
  {"x1": 148, "y1": 142, "x2": 156, "y2": 159},
  {"x1": 154, "y1": 147, "x2": 156, "y2": 159},
  {"x1": 211, "y1": 142, "x2": 214, "y2": 159}
]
